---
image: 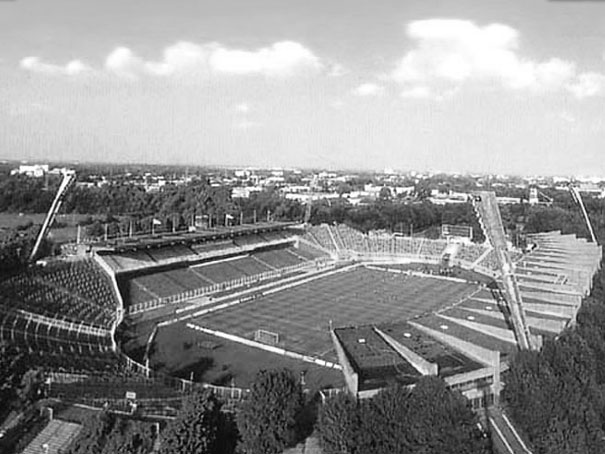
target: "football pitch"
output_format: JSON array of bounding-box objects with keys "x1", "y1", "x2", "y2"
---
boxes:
[{"x1": 193, "y1": 266, "x2": 478, "y2": 362}]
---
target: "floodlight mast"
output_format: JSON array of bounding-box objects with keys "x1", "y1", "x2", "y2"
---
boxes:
[
  {"x1": 568, "y1": 184, "x2": 598, "y2": 243},
  {"x1": 29, "y1": 170, "x2": 76, "y2": 262},
  {"x1": 471, "y1": 191, "x2": 537, "y2": 351}
]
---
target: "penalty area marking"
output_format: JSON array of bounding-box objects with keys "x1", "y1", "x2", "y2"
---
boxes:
[{"x1": 186, "y1": 322, "x2": 342, "y2": 370}]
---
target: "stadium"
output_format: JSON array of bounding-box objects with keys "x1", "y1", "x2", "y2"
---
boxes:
[{"x1": 0, "y1": 189, "x2": 601, "y2": 427}]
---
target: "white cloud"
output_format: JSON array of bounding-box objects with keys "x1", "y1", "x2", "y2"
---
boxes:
[
  {"x1": 328, "y1": 63, "x2": 348, "y2": 77},
  {"x1": 567, "y1": 72, "x2": 605, "y2": 98},
  {"x1": 210, "y1": 41, "x2": 321, "y2": 76},
  {"x1": 104, "y1": 47, "x2": 143, "y2": 79},
  {"x1": 392, "y1": 19, "x2": 605, "y2": 99},
  {"x1": 353, "y1": 83, "x2": 384, "y2": 96},
  {"x1": 20, "y1": 56, "x2": 91, "y2": 76},
  {"x1": 145, "y1": 41, "x2": 211, "y2": 77},
  {"x1": 23, "y1": 40, "x2": 323, "y2": 80},
  {"x1": 235, "y1": 103, "x2": 250, "y2": 113}
]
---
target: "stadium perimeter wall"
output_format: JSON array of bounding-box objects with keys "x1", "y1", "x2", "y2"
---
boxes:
[{"x1": 93, "y1": 253, "x2": 125, "y2": 352}]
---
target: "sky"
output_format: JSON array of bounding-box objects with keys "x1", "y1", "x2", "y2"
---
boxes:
[{"x1": 1, "y1": 0, "x2": 605, "y2": 176}]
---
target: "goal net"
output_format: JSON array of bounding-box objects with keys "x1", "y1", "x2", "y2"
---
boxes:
[{"x1": 254, "y1": 329, "x2": 280, "y2": 346}]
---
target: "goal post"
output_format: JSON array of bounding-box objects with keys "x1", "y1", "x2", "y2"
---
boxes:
[{"x1": 254, "y1": 329, "x2": 280, "y2": 346}]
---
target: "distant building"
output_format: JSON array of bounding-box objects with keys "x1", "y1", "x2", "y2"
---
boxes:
[
  {"x1": 11, "y1": 164, "x2": 49, "y2": 177},
  {"x1": 496, "y1": 196, "x2": 522, "y2": 205}
]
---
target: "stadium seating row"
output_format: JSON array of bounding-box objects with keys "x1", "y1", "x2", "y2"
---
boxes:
[
  {"x1": 0, "y1": 260, "x2": 118, "y2": 328},
  {"x1": 0, "y1": 310, "x2": 114, "y2": 354},
  {"x1": 121, "y1": 246, "x2": 320, "y2": 307},
  {"x1": 303, "y1": 225, "x2": 501, "y2": 270},
  {"x1": 101, "y1": 230, "x2": 298, "y2": 273}
]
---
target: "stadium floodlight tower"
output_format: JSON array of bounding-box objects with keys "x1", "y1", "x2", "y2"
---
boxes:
[
  {"x1": 29, "y1": 169, "x2": 76, "y2": 262},
  {"x1": 568, "y1": 184, "x2": 598, "y2": 243},
  {"x1": 471, "y1": 191, "x2": 538, "y2": 351}
]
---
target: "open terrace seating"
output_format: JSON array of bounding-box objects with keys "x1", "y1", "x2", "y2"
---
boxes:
[
  {"x1": 478, "y1": 250, "x2": 499, "y2": 271},
  {"x1": 193, "y1": 259, "x2": 250, "y2": 284},
  {"x1": 232, "y1": 234, "x2": 266, "y2": 247},
  {"x1": 260, "y1": 231, "x2": 292, "y2": 242},
  {"x1": 0, "y1": 312, "x2": 116, "y2": 360},
  {"x1": 146, "y1": 245, "x2": 197, "y2": 262},
  {"x1": 253, "y1": 248, "x2": 305, "y2": 268},
  {"x1": 161, "y1": 268, "x2": 211, "y2": 290},
  {"x1": 37, "y1": 259, "x2": 118, "y2": 311},
  {"x1": 335, "y1": 224, "x2": 368, "y2": 252},
  {"x1": 418, "y1": 238, "x2": 448, "y2": 258},
  {"x1": 0, "y1": 274, "x2": 115, "y2": 328},
  {"x1": 305, "y1": 225, "x2": 338, "y2": 252},
  {"x1": 393, "y1": 236, "x2": 422, "y2": 255},
  {"x1": 190, "y1": 240, "x2": 235, "y2": 255},
  {"x1": 131, "y1": 273, "x2": 187, "y2": 299},
  {"x1": 294, "y1": 243, "x2": 330, "y2": 260},
  {"x1": 457, "y1": 243, "x2": 488, "y2": 264},
  {"x1": 230, "y1": 256, "x2": 272, "y2": 276}
]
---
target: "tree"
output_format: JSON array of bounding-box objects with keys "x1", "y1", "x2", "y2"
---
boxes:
[
  {"x1": 404, "y1": 377, "x2": 488, "y2": 454},
  {"x1": 160, "y1": 389, "x2": 235, "y2": 454},
  {"x1": 316, "y1": 378, "x2": 489, "y2": 454},
  {"x1": 504, "y1": 333, "x2": 605, "y2": 454},
  {"x1": 66, "y1": 411, "x2": 155, "y2": 454},
  {"x1": 317, "y1": 393, "x2": 361, "y2": 454},
  {"x1": 237, "y1": 369, "x2": 304, "y2": 454}
]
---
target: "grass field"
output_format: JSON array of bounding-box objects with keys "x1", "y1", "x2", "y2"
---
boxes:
[
  {"x1": 151, "y1": 323, "x2": 344, "y2": 390},
  {"x1": 192, "y1": 266, "x2": 479, "y2": 362}
]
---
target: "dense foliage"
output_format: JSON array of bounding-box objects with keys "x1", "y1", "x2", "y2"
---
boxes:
[
  {"x1": 236, "y1": 368, "x2": 305, "y2": 454},
  {"x1": 317, "y1": 377, "x2": 490, "y2": 454},
  {"x1": 159, "y1": 390, "x2": 236, "y2": 454},
  {"x1": 2, "y1": 171, "x2": 605, "y2": 247},
  {"x1": 504, "y1": 256, "x2": 605, "y2": 454},
  {"x1": 65, "y1": 411, "x2": 155, "y2": 454},
  {"x1": 0, "y1": 225, "x2": 54, "y2": 275}
]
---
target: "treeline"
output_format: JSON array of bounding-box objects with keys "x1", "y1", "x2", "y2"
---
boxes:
[
  {"x1": 317, "y1": 376, "x2": 490, "y2": 454},
  {"x1": 0, "y1": 225, "x2": 54, "y2": 275},
  {"x1": 64, "y1": 369, "x2": 489, "y2": 454},
  {"x1": 2, "y1": 172, "x2": 604, "y2": 245},
  {"x1": 3, "y1": 172, "x2": 605, "y2": 257},
  {"x1": 503, "y1": 254, "x2": 605, "y2": 453}
]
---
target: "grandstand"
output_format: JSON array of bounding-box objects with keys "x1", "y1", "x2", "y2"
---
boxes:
[
  {"x1": 0, "y1": 258, "x2": 120, "y2": 375},
  {"x1": 103, "y1": 224, "x2": 330, "y2": 314}
]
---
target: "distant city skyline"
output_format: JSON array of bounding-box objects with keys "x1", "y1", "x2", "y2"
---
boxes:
[{"x1": 1, "y1": 0, "x2": 605, "y2": 176}]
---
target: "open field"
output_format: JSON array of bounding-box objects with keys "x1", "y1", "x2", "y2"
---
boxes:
[{"x1": 192, "y1": 266, "x2": 479, "y2": 362}]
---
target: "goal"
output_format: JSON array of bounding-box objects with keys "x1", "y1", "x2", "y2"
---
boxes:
[{"x1": 254, "y1": 329, "x2": 280, "y2": 346}]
